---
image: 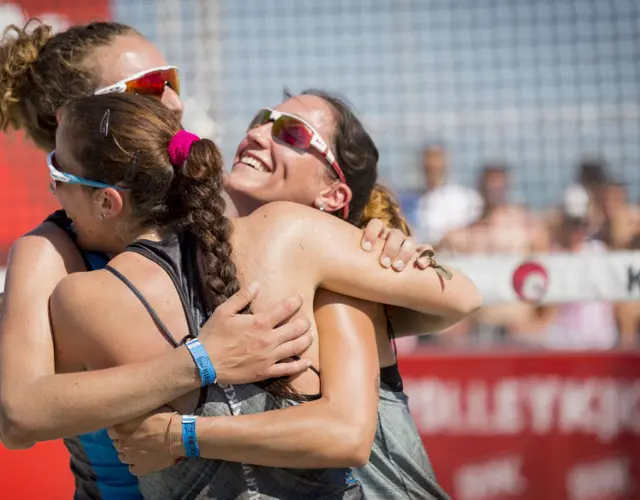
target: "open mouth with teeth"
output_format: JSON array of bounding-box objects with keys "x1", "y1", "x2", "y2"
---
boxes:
[{"x1": 238, "y1": 154, "x2": 270, "y2": 173}]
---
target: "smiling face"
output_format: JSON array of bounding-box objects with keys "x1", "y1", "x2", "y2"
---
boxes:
[{"x1": 225, "y1": 94, "x2": 350, "y2": 214}]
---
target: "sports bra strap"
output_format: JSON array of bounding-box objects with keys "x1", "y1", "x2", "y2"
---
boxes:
[
  {"x1": 290, "y1": 354, "x2": 320, "y2": 378},
  {"x1": 126, "y1": 242, "x2": 201, "y2": 339},
  {"x1": 104, "y1": 265, "x2": 182, "y2": 348}
]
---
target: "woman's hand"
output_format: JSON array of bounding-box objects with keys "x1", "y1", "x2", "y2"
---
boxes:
[
  {"x1": 108, "y1": 408, "x2": 181, "y2": 477},
  {"x1": 361, "y1": 218, "x2": 436, "y2": 272}
]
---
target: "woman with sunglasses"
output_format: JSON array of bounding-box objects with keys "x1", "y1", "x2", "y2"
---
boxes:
[
  {"x1": 48, "y1": 92, "x2": 479, "y2": 498},
  {"x1": 0, "y1": 19, "x2": 446, "y2": 499}
]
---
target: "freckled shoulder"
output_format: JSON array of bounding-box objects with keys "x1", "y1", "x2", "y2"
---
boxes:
[{"x1": 236, "y1": 201, "x2": 323, "y2": 253}]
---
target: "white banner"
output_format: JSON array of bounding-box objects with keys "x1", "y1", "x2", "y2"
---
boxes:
[{"x1": 443, "y1": 251, "x2": 640, "y2": 305}]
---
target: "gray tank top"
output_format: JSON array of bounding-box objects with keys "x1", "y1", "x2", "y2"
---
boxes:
[
  {"x1": 354, "y1": 377, "x2": 451, "y2": 500},
  {"x1": 140, "y1": 384, "x2": 361, "y2": 500},
  {"x1": 352, "y1": 314, "x2": 451, "y2": 500},
  {"x1": 111, "y1": 233, "x2": 362, "y2": 500}
]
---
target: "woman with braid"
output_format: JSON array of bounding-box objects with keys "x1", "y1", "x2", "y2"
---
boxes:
[{"x1": 48, "y1": 93, "x2": 479, "y2": 498}]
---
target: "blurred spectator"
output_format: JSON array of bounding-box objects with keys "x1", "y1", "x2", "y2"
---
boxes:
[
  {"x1": 413, "y1": 143, "x2": 482, "y2": 245},
  {"x1": 435, "y1": 164, "x2": 550, "y2": 345},
  {"x1": 596, "y1": 181, "x2": 640, "y2": 250},
  {"x1": 438, "y1": 164, "x2": 549, "y2": 254},
  {"x1": 559, "y1": 157, "x2": 611, "y2": 238},
  {"x1": 614, "y1": 234, "x2": 640, "y2": 348},
  {"x1": 522, "y1": 186, "x2": 618, "y2": 349}
]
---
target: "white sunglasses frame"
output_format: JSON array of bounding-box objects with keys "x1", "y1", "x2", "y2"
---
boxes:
[{"x1": 93, "y1": 65, "x2": 179, "y2": 96}]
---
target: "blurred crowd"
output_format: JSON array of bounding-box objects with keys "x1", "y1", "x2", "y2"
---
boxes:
[{"x1": 398, "y1": 144, "x2": 640, "y2": 351}]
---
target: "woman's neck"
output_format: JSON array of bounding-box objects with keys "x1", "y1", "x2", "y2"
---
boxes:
[
  {"x1": 135, "y1": 229, "x2": 163, "y2": 242},
  {"x1": 109, "y1": 227, "x2": 163, "y2": 255},
  {"x1": 224, "y1": 188, "x2": 264, "y2": 218}
]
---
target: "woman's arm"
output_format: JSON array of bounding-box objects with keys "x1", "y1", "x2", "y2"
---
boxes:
[
  {"x1": 1, "y1": 225, "x2": 312, "y2": 447},
  {"x1": 360, "y1": 219, "x2": 464, "y2": 336},
  {"x1": 384, "y1": 307, "x2": 453, "y2": 337},
  {"x1": 263, "y1": 202, "x2": 482, "y2": 319},
  {"x1": 110, "y1": 291, "x2": 380, "y2": 474}
]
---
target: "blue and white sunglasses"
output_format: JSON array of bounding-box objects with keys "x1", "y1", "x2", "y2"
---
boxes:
[{"x1": 47, "y1": 150, "x2": 125, "y2": 191}]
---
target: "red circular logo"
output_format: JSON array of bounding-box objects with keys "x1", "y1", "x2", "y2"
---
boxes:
[{"x1": 512, "y1": 261, "x2": 549, "y2": 303}]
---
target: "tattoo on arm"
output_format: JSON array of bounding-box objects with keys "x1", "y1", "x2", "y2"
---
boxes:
[{"x1": 418, "y1": 249, "x2": 453, "y2": 280}]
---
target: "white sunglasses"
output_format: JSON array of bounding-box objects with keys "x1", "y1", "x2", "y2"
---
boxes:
[{"x1": 94, "y1": 65, "x2": 180, "y2": 96}]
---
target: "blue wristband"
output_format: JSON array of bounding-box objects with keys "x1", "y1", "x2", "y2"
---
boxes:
[
  {"x1": 185, "y1": 338, "x2": 217, "y2": 386},
  {"x1": 181, "y1": 415, "x2": 200, "y2": 458}
]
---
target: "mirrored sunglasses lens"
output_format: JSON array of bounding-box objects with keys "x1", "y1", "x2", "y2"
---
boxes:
[
  {"x1": 273, "y1": 116, "x2": 312, "y2": 148},
  {"x1": 127, "y1": 69, "x2": 178, "y2": 96}
]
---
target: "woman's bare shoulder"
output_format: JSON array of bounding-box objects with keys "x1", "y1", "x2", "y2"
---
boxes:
[
  {"x1": 244, "y1": 201, "x2": 320, "y2": 225},
  {"x1": 240, "y1": 202, "x2": 354, "y2": 241},
  {"x1": 13, "y1": 220, "x2": 84, "y2": 271},
  {"x1": 52, "y1": 268, "x2": 115, "y2": 312}
]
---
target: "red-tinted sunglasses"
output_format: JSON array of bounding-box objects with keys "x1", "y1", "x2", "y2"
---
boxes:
[
  {"x1": 94, "y1": 66, "x2": 180, "y2": 97},
  {"x1": 248, "y1": 108, "x2": 349, "y2": 219}
]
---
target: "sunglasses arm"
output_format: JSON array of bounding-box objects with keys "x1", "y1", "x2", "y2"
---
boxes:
[{"x1": 94, "y1": 83, "x2": 126, "y2": 96}]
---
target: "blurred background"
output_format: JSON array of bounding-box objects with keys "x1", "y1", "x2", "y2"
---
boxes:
[{"x1": 0, "y1": 1, "x2": 639, "y2": 499}]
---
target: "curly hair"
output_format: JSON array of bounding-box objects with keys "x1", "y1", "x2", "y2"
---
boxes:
[
  {"x1": 0, "y1": 18, "x2": 136, "y2": 151},
  {"x1": 359, "y1": 183, "x2": 412, "y2": 235}
]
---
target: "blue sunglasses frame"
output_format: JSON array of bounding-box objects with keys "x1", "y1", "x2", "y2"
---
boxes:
[{"x1": 47, "y1": 150, "x2": 125, "y2": 190}]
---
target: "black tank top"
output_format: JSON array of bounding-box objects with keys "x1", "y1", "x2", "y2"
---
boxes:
[{"x1": 105, "y1": 232, "x2": 206, "y2": 346}]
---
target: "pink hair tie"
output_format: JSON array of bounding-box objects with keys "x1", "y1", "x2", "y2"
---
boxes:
[{"x1": 168, "y1": 130, "x2": 200, "y2": 167}]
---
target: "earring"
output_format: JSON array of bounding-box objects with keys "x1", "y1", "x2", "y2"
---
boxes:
[
  {"x1": 98, "y1": 213, "x2": 105, "y2": 220},
  {"x1": 318, "y1": 205, "x2": 325, "y2": 212}
]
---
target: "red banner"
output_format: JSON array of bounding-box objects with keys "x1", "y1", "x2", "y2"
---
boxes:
[
  {"x1": 0, "y1": 0, "x2": 111, "y2": 264},
  {"x1": 0, "y1": 441, "x2": 74, "y2": 498},
  {"x1": 2, "y1": 351, "x2": 639, "y2": 499},
  {"x1": 402, "y1": 351, "x2": 640, "y2": 500}
]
